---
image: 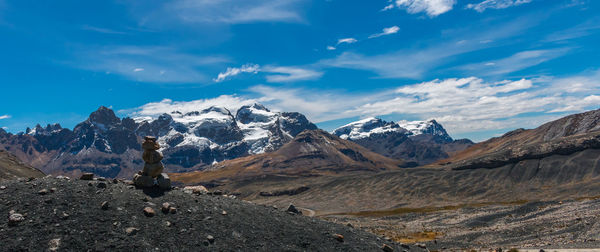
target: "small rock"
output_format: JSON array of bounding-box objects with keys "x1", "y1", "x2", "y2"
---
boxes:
[
  {"x1": 346, "y1": 223, "x2": 354, "y2": 228},
  {"x1": 98, "y1": 177, "x2": 106, "y2": 181},
  {"x1": 165, "y1": 221, "x2": 172, "y2": 227},
  {"x1": 169, "y1": 207, "x2": 177, "y2": 214},
  {"x1": 113, "y1": 221, "x2": 120, "y2": 226},
  {"x1": 143, "y1": 207, "x2": 155, "y2": 217},
  {"x1": 38, "y1": 189, "x2": 49, "y2": 195},
  {"x1": 50, "y1": 188, "x2": 57, "y2": 193},
  {"x1": 333, "y1": 234, "x2": 344, "y2": 242},
  {"x1": 112, "y1": 178, "x2": 118, "y2": 184},
  {"x1": 48, "y1": 238, "x2": 61, "y2": 251},
  {"x1": 0, "y1": 186, "x2": 6, "y2": 190},
  {"x1": 415, "y1": 243, "x2": 426, "y2": 249},
  {"x1": 96, "y1": 182, "x2": 107, "y2": 189},
  {"x1": 207, "y1": 235, "x2": 215, "y2": 244},
  {"x1": 222, "y1": 210, "x2": 227, "y2": 215},
  {"x1": 125, "y1": 227, "x2": 139, "y2": 236},
  {"x1": 80, "y1": 173, "x2": 94, "y2": 180},
  {"x1": 286, "y1": 204, "x2": 301, "y2": 214},
  {"x1": 212, "y1": 190, "x2": 223, "y2": 195},
  {"x1": 101, "y1": 201, "x2": 109, "y2": 210},
  {"x1": 382, "y1": 244, "x2": 394, "y2": 252},
  {"x1": 88, "y1": 182, "x2": 93, "y2": 186},
  {"x1": 400, "y1": 243, "x2": 410, "y2": 249},
  {"x1": 183, "y1": 185, "x2": 208, "y2": 194},
  {"x1": 8, "y1": 213, "x2": 25, "y2": 226},
  {"x1": 142, "y1": 196, "x2": 150, "y2": 202},
  {"x1": 161, "y1": 202, "x2": 171, "y2": 213}
]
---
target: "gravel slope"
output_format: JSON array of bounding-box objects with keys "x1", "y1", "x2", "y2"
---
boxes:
[{"x1": 0, "y1": 176, "x2": 420, "y2": 251}]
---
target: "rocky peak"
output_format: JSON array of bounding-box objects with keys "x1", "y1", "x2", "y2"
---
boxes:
[
  {"x1": 333, "y1": 117, "x2": 404, "y2": 140},
  {"x1": 399, "y1": 119, "x2": 452, "y2": 141},
  {"x1": 88, "y1": 106, "x2": 121, "y2": 128},
  {"x1": 236, "y1": 103, "x2": 272, "y2": 124}
]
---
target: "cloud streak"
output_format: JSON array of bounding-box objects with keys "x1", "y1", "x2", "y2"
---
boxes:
[
  {"x1": 214, "y1": 64, "x2": 260, "y2": 82},
  {"x1": 0, "y1": 115, "x2": 10, "y2": 120},
  {"x1": 368, "y1": 26, "x2": 400, "y2": 39},
  {"x1": 466, "y1": 0, "x2": 532, "y2": 12},
  {"x1": 394, "y1": 0, "x2": 456, "y2": 17}
]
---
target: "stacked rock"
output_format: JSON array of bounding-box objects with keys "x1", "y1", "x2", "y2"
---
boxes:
[{"x1": 133, "y1": 136, "x2": 171, "y2": 189}]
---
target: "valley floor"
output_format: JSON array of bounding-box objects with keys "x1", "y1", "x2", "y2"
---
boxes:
[{"x1": 321, "y1": 198, "x2": 600, "y2": 250}]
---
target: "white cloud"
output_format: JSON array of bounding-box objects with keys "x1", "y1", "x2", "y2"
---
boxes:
[
  {"x1": 394, "y1": 0, "x2": 456, "y2": 17},
  {"x1": 368, "y1": 26, "x2": 400, "y2": 39},
  {"x1": 458, "y1": 48, "x2": 570, "y2": 76},
  {"x1": 337, "y1": 38, "x2": 357, "y2": 45},
  {"x1": 326, "y1": 46, "x2": 336, "y2": 51},
  {"x1": 125, "y1": 70, "x2": 600, "y2": 140},
  {"x1": 213, "y1": 64, "x2": 321, "y2": 83},
  {"x1": 213, "y1": 64, "x2": 260, "y2": 82},
  {"x1": 162, "y1": 0, "x2": 304, "y2": 24},
  {"x1": 74, "y1": 46, "x2": 228, "y2": 83},
  {"x1": 320, "y1": 15, "x2": 542, "y2": 79},
  {"x1": 263, "y1": 66, "x2": 323, "y2": 83},
  {"x1": 381, "y1": 4, "x2": 395, "y2": 11},
  {"x1": 122, "y1": 95, "x2": 258, "y2": 118},
  {"x1": 466, "y1": 0, "x2": 532, "y2": 12},
  {"x1": 0, "y1": 115, "x2": 10, "y2": 120},
  {"x1": 81, "y1": 25, "x2": 126, "y2": 35}
]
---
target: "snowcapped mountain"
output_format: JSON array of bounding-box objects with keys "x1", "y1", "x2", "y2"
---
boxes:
[
  {"x1": 333, "y1": 117, "x2": 471, "y2": 166},
  {"x1": 334, "y1": 117, "x2": 452, "y2": 141},
  {"x1": 0, "y1": 104, "x2": 316, "y2": 178}
]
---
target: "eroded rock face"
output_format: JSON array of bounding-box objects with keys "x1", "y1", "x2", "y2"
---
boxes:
[{"x1": 0, "y1": 104, "x2": 317, "y2": 178}]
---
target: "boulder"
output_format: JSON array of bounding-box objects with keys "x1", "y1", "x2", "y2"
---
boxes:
[
  {"x1": 286, "y1": 204, "x2": 302, "y2": 215},
  {"x1": 143, "y1": 162, "x2": 164, "y2": 178},
  {"x1": 143, "y1": 207, "x2": 155, "y2": 217},
  {"x1": 8, "y1": 212, "x2": 25, "y2": 226},
  {"x1": 133, "y1": 174, "x2": 154, "y2": 187},
  {"x1": 183, "y1": 185, "x2": 208, "y2": 194},
  {"x1": 157, "y1": 173, "x2": 171, "y2": 190},
  {"x1": 80, "y1": 173, "x2": 94, "y2": 180}
]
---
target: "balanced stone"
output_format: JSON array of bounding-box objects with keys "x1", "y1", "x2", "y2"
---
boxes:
[{"x1": 132, "y1": 136, "x2": 171, "y2": 189}]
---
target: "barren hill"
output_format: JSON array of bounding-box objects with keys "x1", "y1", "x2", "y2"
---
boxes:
[
  {"x1": 0, "y1": 150, "x2": 44, "y2": 181},
  {"x1": 171, "y1": 129, "x2": 407, "y2": 185},
  {"x1": 0, "y1": 176, "x2": 420, "y2": 251}
]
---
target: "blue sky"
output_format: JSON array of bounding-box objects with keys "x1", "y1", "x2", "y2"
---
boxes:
[{"x1": 0, "y1": 0, "x2": 599, "y2": 141}]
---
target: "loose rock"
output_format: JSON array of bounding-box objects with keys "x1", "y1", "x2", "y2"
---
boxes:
[
  {"x1": 169, "y1": 207, "x2": 177, "y2": 214},
  {"x1": 8, "y1": 212, "x2": 25, "y2": 226},
  {"x1": 96, "y1": 182, "x2": 107, "y2": 189},
  {"x1": 125, "y1": 227, "x2": 139, "y2": 236},
  {"x1": 101, "y1": 201, "x2": 109, "y2": 210},
  {"x1": 38, "y1": 189, "x2": 49, "y2": 195},
  {"x1": 382, "y1": 244, "x2": 394, "y2": 252},
  {"x1": 207, "y1": 235, "x2": 215, "y2": 244},
  {"x1": 143, "y1": 207, "x2": 155, "y2": 217},
  {"x1": 286, "y1": 204, "x2": 301, "y2": 215},
  {"x1": 183, "y1": 185, "x2": 208, "y2": 194},
  {"x1": 1, "y1": 186, "x2": 6, "y2": 190},
  {"x1": 333, "y1": 234, "x2": 344, "y2": 242},
  {"x1": 80, "y1": 173, "x2": 94, "y2": 180},
  {"x1": 48, "y1": 238, "x2": 61, "y2": 251},
  {"x1": 222, "y1": 210, "x2": 227, "y2": 215},
  {"x1": 161, "y1": 202, "x2": 171, "y2": 214}
]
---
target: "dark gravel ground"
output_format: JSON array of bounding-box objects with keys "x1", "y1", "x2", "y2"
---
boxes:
[{"x1": 0, "y1": 176, "x2": 423, "y2": 251}]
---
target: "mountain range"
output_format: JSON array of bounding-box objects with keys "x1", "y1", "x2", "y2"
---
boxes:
[{"x1": 0, "y1": 104, "x2": 464, "y2": 178}]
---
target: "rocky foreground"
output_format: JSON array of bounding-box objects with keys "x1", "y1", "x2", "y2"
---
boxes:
[{"x1": 0, "y1": 176, "x2": 420, "y2": 251}]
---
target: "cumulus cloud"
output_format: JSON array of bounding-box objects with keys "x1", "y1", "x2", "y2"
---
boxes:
[
  {"x1": 326, "y1": 46, "x2": 336, "y2": 51},
  {"x1": 213, "y1": 64, "x2": 260, "y2": 82},
  {"x1": 121, "y1": 95, "x2": 258, "y2": 119},
  {"x1": 381, "y1": 4, "x2": 395, "y2": 11},
  {"x1": 127, "y1": 70, "x2": 600, "y2": 138},
  {"x1": 394, "y1": 0, "x2": 456, "y2": 17},
  {"x1": 0, "y1": 115, "x2": 10, "y2": 120},
  {"x1": 368, "y1": 26, "x2": 400, "y2": 39},
  {"x1": 466, "y1": 0, "x2": 532, "y2": 12},
  {"x1": 337, "y1": 38, "x2": 357, "y2": 45}
]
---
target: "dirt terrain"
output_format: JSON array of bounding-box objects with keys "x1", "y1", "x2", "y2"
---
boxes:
[
  {"x1": 0, "y1": 150, "x2": 44, "y2": 181},
  {"x1": 0, "y1": 176, "x2": 421, "y2": 251},
  {"x1": 324, "y1": 198, "x2": 600, "y2": 250}
]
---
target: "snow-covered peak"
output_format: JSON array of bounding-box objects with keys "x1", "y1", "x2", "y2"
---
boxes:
[
  {"x1": 333, "y1": 117, "x2": 403, "y2": 140},
  {"x1": 398, "y1": 119, "x2": 450, "y2": 139},
  {"x1": 333, "y1": 117, "x2": 452, "y2": 141},
  {"x1": 26, "y1": 123, "x2": 63, "y2": 136}
]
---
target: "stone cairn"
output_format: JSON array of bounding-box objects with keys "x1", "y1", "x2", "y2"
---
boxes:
[{"x1": 133, "y1": 136, "x2": 171, "y2": 189}]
